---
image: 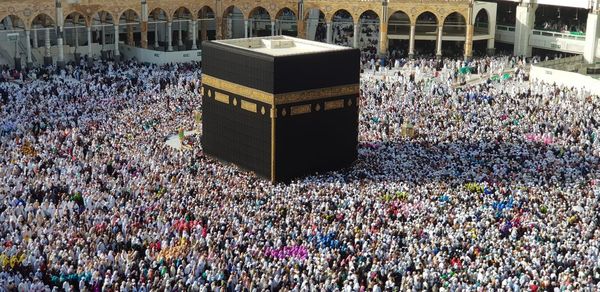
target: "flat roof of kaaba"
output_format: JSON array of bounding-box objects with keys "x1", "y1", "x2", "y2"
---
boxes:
[{"x1": 212, "y1": 36, "x2": 352, "y2": 56}]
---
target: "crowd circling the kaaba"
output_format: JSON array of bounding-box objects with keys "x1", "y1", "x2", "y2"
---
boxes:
[{"x1": 0, "y1": 45, "x2": 600, "y2": 292}]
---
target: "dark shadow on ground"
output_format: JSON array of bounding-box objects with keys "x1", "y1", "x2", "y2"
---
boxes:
[{"x1": 301, "y1": 138, "x2": 597, "y2": 188}]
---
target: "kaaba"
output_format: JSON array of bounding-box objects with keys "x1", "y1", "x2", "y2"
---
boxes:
[{"x1": 201, "y1": 36, "x2": 360, "y2": 182}]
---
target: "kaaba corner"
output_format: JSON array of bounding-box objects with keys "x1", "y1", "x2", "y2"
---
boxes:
[{"x1": 201, "y1": 36, "x2": 360, "y2": 183}]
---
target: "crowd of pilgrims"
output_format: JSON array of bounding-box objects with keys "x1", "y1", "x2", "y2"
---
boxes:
[{"x1": 0, "y1": 52, "x2": 599, "y2": 292}]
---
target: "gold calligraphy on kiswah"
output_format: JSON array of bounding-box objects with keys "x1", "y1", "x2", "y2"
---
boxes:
[{"x1": 202, "y1": 74, "x2": 359, "y2": 106}]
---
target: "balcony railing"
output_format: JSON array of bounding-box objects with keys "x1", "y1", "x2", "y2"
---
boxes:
[
  {"x1": 496, "y1": 25, "x2": 515, "y2": 32},
  {"x1": 496, "y1": 25, "x2": 586, "y2": 41},
  {"x1": 531, "y1": 29, "x2": 586, "y2": 41}
]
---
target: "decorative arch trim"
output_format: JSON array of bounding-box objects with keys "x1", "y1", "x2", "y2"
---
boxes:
[
  {"x1": 173, "y1": 6, "x2": 193, "y2": 20},
  {"x1": 387, "y1": 10, "x2": 412, "y2": 26},
  {"x1": 116, "y1": 8, "x2": 141, "y2": 23},
  {"x1": 248, "y1": 6, "x2": 272, "y2": 20},
  {"x1": 473, "y1": 7, "x2": 490, "y2": 28},
  {"x1": 329, "y1": 9, "x2": 354, "y2": 23},
  {"x1": 148, "y1": 7, "x2": 171, "y2": 22},
  {"x1": 274, "y1": 7, "x2": 297, "y2": 20},
  {"x1": 30, "y1": 13, "x2": 56, "y2": 29},
  {"x1": 222, "y1": 5, "x2": 248, "y2": 21},
  {"x1": 358, "y1": 9, "x2": 381, "y2": 21},
  {"x1": 413, "y1": 10, "x2": 441, "y2": 26},
  {"x1": 440, "y1": 11, "x2": 467, "y2": 25}
]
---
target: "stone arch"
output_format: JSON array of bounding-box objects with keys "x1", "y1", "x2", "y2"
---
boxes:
[
  {"x1": 171, "y1": 7, "x2": 192, "y2": 49},
  {"x1": 198, "y1": 5, "x2": 216, "y2": 18},
  {"x1": 148, "y1": 8, "x2": 168, "y2": 49},
  {"x1": 410, "y1": 11, "x2": 439, "y2": 56},
  {"x1": 440, "y1": 10, "x2": 467, "y2": 26},
  {"x1": 118, "y1": 9, "x2": 140, "y2": 25},
  {"x1": 149, "y1": 8, "x2": 168, "y2": 19},
  {"x1": 331, "y1": 9, "x2": 354, "y2": 46},
  {"x1": 148, "y1": 7, "x2": 172, "y2": 50},
  {"x1": 387, "y1": 10, "x2": 411, "y2": 56},
  {"x1": 359, "y1": 9, "x2": 381, "y2": 23},
  {"x1": 222, "y1": 6, "x2": 246, "y2": 39},
  {"x1": 473, "y1": 7, "x2": 490, "y2": 23},
  {"x1": 415, "y1": 11, "x2": 438, "y2": 34},
  {"x1": 30, "y1": 13, "x2": 55, "y2": 52},
  {"x1": 474, "y1": 7, "x2": 490, "y2": 35},
  {"x1": 442, "y1": 11, "x2": 466, "y2": 36},
  {"x1": 388, "y1": 10, "x2": 411, "y2": 31},
  {"x1": 388, "y1": 9, "x2": 412, "y2": 26},
  {"x1": 0, "y1": 14, "x2": 26, "y2": 30},
  {"x1": 173, "y1": 7, "x2": 193, "y2": 21},
  {"x1": 303, "y1": 8, "x2": 326, "y2": 42},
  {"x1": 64, "y1": 12, "x2": 87, "y2": 48},
  {"x1": 330, "y1": 9, "x2": 354, "y2": 24},
  {"x1": 149, "y1": 7, "x2": 171, "y2": 22},
  {"x1": 91, "y1": 10, "x2": 116, "y2": 25},
  {"x1": 197, "y1": 6, "x2": 216, "y2": 42},
  {"x1": 90, "y1": 10, "x2": 115, "y2": 52},
  {"x1": 275, "y1": 7, "x2": 296, "y2": 37},
  {"x1": 248, "y1": 6, "x2": 271, "y2": 37},
  {"x1": 223, "y1": 5, "x2": 246, "y2": 20},
  {"x1": 303, "y1": 7, "x2": 325, "y2": 22},
  {"x1": 118, "y1": 9, "x2": 141, "y2": 47},
  {"x1": 31, "y1": 13, "x2": 55, "y2": 29},
  {"x1": 248, "y1": 6, "x2": 271, "y2": 21},
  {"x1": 192, "y1": 3, "x2": 215, "y2": 19},
  {"x1": 413, "y1": 10, "x2": 440, "y2": 26},
  {"x1": 358, "y1": 10, "x2": 380, "y2": 50},
  {"x1": 275, "y1": 7, "x2": 296, "y2": 20},
  {"x1": 65, "y1": 12, "x2": 86, "y2": 26},
  {"x1": 116, "y1": 8, "x2": 141, "y2": 24},
  {"x1": 0, "y1": 14, "x2": 25, "y2": 68}
]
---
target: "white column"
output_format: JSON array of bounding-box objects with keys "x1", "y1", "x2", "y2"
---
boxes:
[
  {"x1": 436, "y1": 25, "x2": 443, "y2": 57},
  {"x1": 198, "y1": 18, "x2": 202, "y2": 42},
  {"x1": 154, "y1": 22, "x2": 159, "y2": 48},
  {"x1": 487, "y1": 38, "x2": 495, "y2": 50},
  {"x1": 409, "y1": 24, "x2": 415, "y2": 56},
  {"x1": 326, "y1": 22, "x2": 332, "y2": 43},
  {"x1": 167, "y1": 21, "x2": 173, "y2": 51},
  {"x1": 244, "y1": 19, "x2": 249, "y2": 38},
  {"x1": 514, "y1": 3, "x2": 535, "y2": 57},
  {"x1": 191, "y1": 20, "x2": 197, "y2": 50},
  {"x1": 177, "y1": 20, "x2": 183, "y2": 47},
  {"x1": 271, "y1": 21, "x2": 275, "y2": 36},
  {"x1": 114, "y1": 24, "x2": 120, "y2": 57},
  {"x1": 32, "y1": 27, "x2": 38, "y2": 48},
  {"x1": 249, "y1": 19, "x2": 253, "y2": 37},
  {"x1": 279, "y1": 20, "x2": 283, "y2": 35},
  {"x1": 45, "y1": 28, "x2": 51, "y2": 57},
  {"x1": 87, "y1": 26, "x2": 92, "y2": 57},
  {"x1": 584, "y1": 12, "x2": 599, "y2": 64},
  {"x1": 487, "y1": 21, "x2": 496, "y2": 55},
  {"x1": 25, "y1": 29, "x2": 32, "y2": 64},
  {"x1": 73, "y1": 26, "x2": 79, "y2": 49},
  {"x1": 56, "y1": 0, "x2": 64, "y2": 65},
  {"x1": 141, "y1": 0, "x2": 148, "y2": 49},
  {"x1": 186, "y1": 20, "x2": 192, "y2": 42},
  {"x1": 353, "y1": 22, "x2": 359, "y2": 48},
  {"x1": 15, "y1": 32, "x2": 19, "y2": 58},
  {"x1": 57, "y1": 34, "x2": 64, "y2": 64},
  {"x1": 101, "y1": 25, "x2": 106, "y2": 51}
]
